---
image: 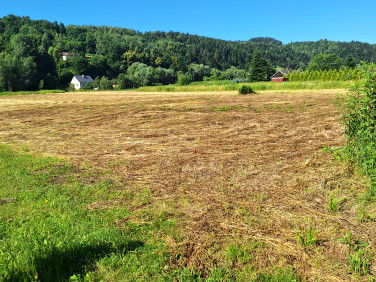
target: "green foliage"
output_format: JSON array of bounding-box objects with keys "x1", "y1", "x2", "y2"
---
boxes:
[
  {"x1": 220, "y1": 66, "x2": 247, "y2": 82},
  {"x1": 285, "y1": 68, "x2": 361, "y2": 82},
  {"x1": 347, "y1": 249, "x2": 372, "y2": 275},
  {"x1": 66, "y1": 83, "x2": 75, "y2": 92},
  {"x1": 0, "y1": 53, "x2": 38, "y2": 91},
  {"x1": 248, "y1": 50, "x2": 275, "y2": 82},
  {"x1": 297, "y1": 227, "x2": 317, "y2": 246},
  {"x1": 139, "y1": 80, "x2": 349, "y2": 92},
  {"x1": 0, "y1": 15, "x2": 375, "y2": 91},
  {"x1": 339, "y1": 65, "x2": 376, "y2": 182},
  {"x1": 345, "y1": 54, "x2": 357, "y2": 68},
  {"x1": 38, "y1": 79, "x2": 44, "y2": 90},
  {"x1": 337, "y1": 230, "x2": 372, "y2": 275},
  {"x1": 177, "y1": 72, "x2": 192, "y2": 85},
  {"x1": 358, "y1": 208, "x2": 374, "y2": 222},
  {"x1": 126, "y1": 62, "x2": 154, "y2": 87},
  {"x1": 70, "y1": 52, "x2": 89, "y2": 75},
  {"x1": 84, "y1": 82, "x2": 93, "y2": 90},
  {"x1": 116, "y1": 73, "x2": 133, "y2": 89},
  {"x1": 307, "y1": 53, "x2": 342, "y2": 71},
  {"x1": 99, "y1": 76, "x2": 112, "y2": 90},
  {"x1": 153, "y1": 67, "x2": 176, "y2": 85},
  {"x1": 206, "y1": 68, "x2": 222, "y2": 81},
  {"x1": 188, "y1": 63, "x2": 211, "y2": 82},
  {"x1": 238, "y1": 85, "x2": 255, "y2": 94}
]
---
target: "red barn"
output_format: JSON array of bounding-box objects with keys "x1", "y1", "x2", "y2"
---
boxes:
[{"x1": 270, "y1": 70, "x2": 289, "y2": 82}]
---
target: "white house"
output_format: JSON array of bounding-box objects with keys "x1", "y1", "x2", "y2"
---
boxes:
[{"x1": 71, "y1": 75, "x2": 94, "y2": 90}]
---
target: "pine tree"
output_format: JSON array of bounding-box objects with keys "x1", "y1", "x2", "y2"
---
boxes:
[
  {"x1": 248, "y1": 50, "x2": 274, "y2": 82},
  {"x1": 344, "y1": 55, "x2": 357, "y2": 68}
]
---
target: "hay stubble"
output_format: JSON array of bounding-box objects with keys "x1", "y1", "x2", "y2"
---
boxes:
[{"x1": 1, "y1": 89, "x2": 374, "y2": 279}]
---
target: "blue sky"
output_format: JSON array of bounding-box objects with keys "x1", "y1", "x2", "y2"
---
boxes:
[{"x1": 0, "y1": 0, "x2": 374, "y2": 44}]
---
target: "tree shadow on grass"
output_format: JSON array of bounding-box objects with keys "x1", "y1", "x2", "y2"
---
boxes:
[{"x1": 11, "y1": 240, "x2": 144, "y2": 282}]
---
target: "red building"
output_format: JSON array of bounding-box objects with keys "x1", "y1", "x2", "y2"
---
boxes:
[{"x1": 270, "y1": 70, "x2": 289, "y2": 82}]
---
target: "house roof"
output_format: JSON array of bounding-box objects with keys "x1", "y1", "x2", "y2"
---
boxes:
[
  {"x1": 72, "y1": 75, "x2": 94, "y2": 83},
  {"x1": 62, "y1": 52, "x2": 75, "y2": 56},
  {"x1": 270, "y1": 70, "x2": 289, "y2": 79}
]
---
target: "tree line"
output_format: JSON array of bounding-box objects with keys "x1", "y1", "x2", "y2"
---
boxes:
[{"x1": 1, "y1": 15, "x2": 376, "y2": 91}]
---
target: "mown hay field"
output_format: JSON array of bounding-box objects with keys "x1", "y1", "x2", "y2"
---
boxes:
[{"x1": 1, "y1": 89, "x2": 375, "y2": 280}]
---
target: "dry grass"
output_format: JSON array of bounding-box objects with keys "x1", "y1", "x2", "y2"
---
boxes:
[{"x1": 1, "y1": 89, "x2": 375, "y2": 280}]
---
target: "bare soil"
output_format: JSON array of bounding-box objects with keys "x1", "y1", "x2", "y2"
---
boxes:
[{"x1": 1, "y1": 89, "x2": 375, "y2": 280}]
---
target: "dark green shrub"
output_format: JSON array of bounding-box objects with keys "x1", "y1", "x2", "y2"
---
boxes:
[{"x1": 238, "y1": 85, "x2": 255, "y2": 94}]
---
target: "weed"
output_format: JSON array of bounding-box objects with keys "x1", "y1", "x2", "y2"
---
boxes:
[
  {"x1": 282, "y1": 104, "x2": 293, "y2": 113},
  {"x1": 358, "y1": 208, "x2": 374, "y2": 222},
  {"x1": 226, "y1": 242, "x2": 263, "y2": 266},
  {"x1": 328, "y1": 192, "x2": 345, "y2": 214},
  {"x1": 337, "y1": 230, "x2": 372, "y2": 275},
  {"x1": 347, "y1": 248, "x2": 372, "y2": 275},
  {"x1": 337, "y1": 229, "x2": 353, "y2": 245},
  {"x1": 227, "y1": 244, "x2": 250, "y2": 265},
  {"x1": 297, "y1": 227, "x2": 317, "y2": 247}
]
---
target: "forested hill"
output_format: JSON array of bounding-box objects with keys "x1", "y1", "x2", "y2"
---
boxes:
[{"x1": 1, "y1": 14, "x2": 376, "y2": 90}]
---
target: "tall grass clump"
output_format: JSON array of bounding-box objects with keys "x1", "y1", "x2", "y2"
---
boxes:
[
  {"x1": 238, "y1": 85, "x2": 255, "y2": 94},
  {"x1": 340, "y1": 64, "x2": 376, "y2": 194}
]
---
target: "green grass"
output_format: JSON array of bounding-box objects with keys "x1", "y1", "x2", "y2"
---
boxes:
[
  {"x1": 328, "y1": 192, "x2": 345, "y2": 214},
  {"x1": 0, "y1": 144, "x2": 177, "y2": 281},
  {"x1": 138, "y1": 80, "x2": 351, "y2": 92},
  {"x1": 347, "y1": 248, "x2": 372, "y2": 275},
  {"x1": 0, "y1": 90, "x2": 65, "y2": 96},
  {"x1": 337, "y1": 230, "x2": 372, "y2": 275},
  {"x1": 297, "y1": 227, "x2": 317, "y2": 247}
]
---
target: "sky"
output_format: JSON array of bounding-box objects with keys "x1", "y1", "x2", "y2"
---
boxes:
[{"x1": 0, "y1": 0, "x2": 375, "y2": 44}]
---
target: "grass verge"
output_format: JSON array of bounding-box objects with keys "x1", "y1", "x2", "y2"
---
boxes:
[
  {"x1": 138, "y1": 80, "x2": 352, "y2": 92},
  {"x1": 0, "y1": 90, "x2": 65, "y2": 96},
  {"x1": 0, "y1": 144, "x2": 177, "y2": 281}
]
